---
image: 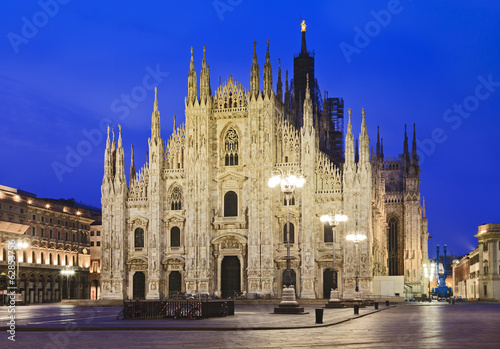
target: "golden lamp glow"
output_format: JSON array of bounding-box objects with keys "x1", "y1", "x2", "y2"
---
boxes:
[{"x1": 301, "y1": 20, "x2": 307, "y2": 32}]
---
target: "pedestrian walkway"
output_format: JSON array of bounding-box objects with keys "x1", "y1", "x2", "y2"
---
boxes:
[{"x1": 3, "y1": 303, "x2": 392, "y2": 332}]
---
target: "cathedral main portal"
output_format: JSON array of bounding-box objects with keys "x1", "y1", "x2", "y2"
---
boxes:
[{"x1": 221, "y1": 256, "x2": 240, "y2": 298}]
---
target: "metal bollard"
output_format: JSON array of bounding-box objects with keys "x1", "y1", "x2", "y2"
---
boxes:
[
  {"x1": 315, "y1": 308, "x2": 324, "y2": 324},
  {"x1": 385, "y1": 300, "x2": 389, "y2": 306},
  {"x1": 374, "y1": 302, "x2": 378, "y2": 309},
  {"x1": 354, "y1": 304, "x2": 359, "y2": 315}
]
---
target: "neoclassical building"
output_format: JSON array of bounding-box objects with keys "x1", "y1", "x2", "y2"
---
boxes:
[{"x1": 101, "y1": 26, "x2": 429, "y2": 300}]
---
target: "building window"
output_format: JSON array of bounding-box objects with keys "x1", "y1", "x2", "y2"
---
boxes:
[
  {"x1": 224, "y1": 128, "x2": 239, "y2": 166},
  {"x1": 20, "y1": 208, "x2": 24, "y2": 214},
  {"x1": 49, "y1": 230, "x2": 53, "y2": 239},
  {"x1": 91, "y1": 242, "x2": 94, "y2": 247},
  {"x1": 484, "y1": 242, "x2": 488, "y2": 252},
  {"x1": 58, "y1": 231, "x2": 61, "y2": 240},
  {"x1": 32, "y1": 227, "x2": 36, "y2": 236},
  {"x1": 134, "y1": 228, "x2": 144, "y2": 248},
  {"x1": 224, "y1": 191, "x2": 238, "y2": 217},
  {"x1": 171, "y1": 227, "x2": 181, "y2": 247},
  {"x1": 49, "y1": 218, "x2": 52, "y2": 224},
  {"x1": 92, "y1": 261, "x2": 98, "y2": 273},
  {"x1": 32, "y1": 215, "x2": 36, "y2": 220},
  {"x1": 58, "y1": 220, "x2": 60, "y2": 225},
  {"x1": 32, "y1": 251, "x2": 35, "y2": 264},
  {"x1": 65, "y1": 255, "x2": 68, "y2": 266},
  {"x1": 49, "y1": 254, "x2": 53, "y2": 265},
  {"x1": 388, "y1": 217, "x2": 398, "y2": 276},
  {"x1": 97, "y1": 231, "x2": 101, "y2": 236},
  {"x1": 91, "y1": 231, "x2": 94, "y2": 236},
  {"x1": 73, "y1": 234, "x2": 75, "y2": 242},
  {"x1": 324, "y1": 222, "x2": 333, "y2": 243},
  {"x1": 97, "y1": 241, "x2": 100, "y2": 247},
  {"x1": 41, "y1": 252, "x2": 45, "y2": 264},
  {"x1": 65, "y1": 232, "x2": 68, "y2": 240},
  {"x1": 57, "y1": 254, "x2": 61, "y2": 266},
  {"x1": 41, "y1": 228, "x2": 44, "y2": 237},
  {"x1": 484, "y1": 265, "x2": 488, "y2": 275},
  {"x1": 283, "y1": 223, "x2": 295, "y2": 243},
  {"x1": 170, "y1": 187, "x2": 182, "y2": 210},
  {"x1": 484, "y1": 284, "x2": 487, "y2": 296},
  {"x1": 41, "y1": 216, "x2": 44, "y2": 222}
]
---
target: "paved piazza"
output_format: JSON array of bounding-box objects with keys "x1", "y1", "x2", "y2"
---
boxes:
[{"x1": 1, "y1": 302, "x2": 499, "y2": 348}]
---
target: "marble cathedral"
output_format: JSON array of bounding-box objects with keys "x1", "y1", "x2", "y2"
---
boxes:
[{"x1": 100, "y1": 25, "x2": 429, "y2": 300}]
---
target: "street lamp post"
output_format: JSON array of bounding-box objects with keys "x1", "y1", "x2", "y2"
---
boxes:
[
  {"x1": 423, "y1": 262, "x2": 435, "y2": 302},
  {"x1": 346, "y1": 232, "x2": 367, "y2": 298},
  {"x1": 320, "y1": 212, "x2": 347, "y2": 304},
  {"x1": 14, "y1": 241, "x2": 29, "y2": 302},
  {"x1": 268, "y1": 168, "x2": 305, "y2": 314}
]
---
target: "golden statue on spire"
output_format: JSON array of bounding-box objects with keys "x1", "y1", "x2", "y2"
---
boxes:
[{"x1": 301, "y1": 19, "x2": 307, "y2": 32}]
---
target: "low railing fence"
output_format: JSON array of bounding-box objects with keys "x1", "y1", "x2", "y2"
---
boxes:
[{"x1": 118, "y1": 299, "x2": 234, "y2": 320}]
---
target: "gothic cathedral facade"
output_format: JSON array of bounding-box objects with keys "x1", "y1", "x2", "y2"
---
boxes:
[{"x1": 100, "y1": 28, "x2": 429, "y2": 300}]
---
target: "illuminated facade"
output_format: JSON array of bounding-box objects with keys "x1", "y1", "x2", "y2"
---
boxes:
[
  {"x1": 0, "y1": 185, "x2": 93, "y2": 303},
  {"x1": 101, "y1": 26, "x2": 429, "y2": 300}
]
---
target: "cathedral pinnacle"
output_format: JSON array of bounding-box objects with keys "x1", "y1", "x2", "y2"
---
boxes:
[
  {"x1": 106, "y1": 125, "x2": 110, "y2": 149},
  {"x1": 190, "y1": 46, "x2": 194, "y2": 71},
  {"x1": 154, "y1": 87, "x2": 158, "y2": 112},
  {"x1": 305, "y1": 73, "x2": 310, "y2": 100},
  {"x1": 301, "y1": 19, "x2": 307, "y2": 32},
  {"x1": 253, "y1": 40, "x2": 257, "y2": 64},
  {"x1": 118, "y1": 124, "x2": 123, "y2": 148},
  {"x1": 202, "y1": 46, "x2": 207, "y2": 69},
  {"x1": 130, "y1": 144, "x2": 135, "y2": 180},
  {"x1": 348, "y1": 108, "x2": 352, "y2": 135}
]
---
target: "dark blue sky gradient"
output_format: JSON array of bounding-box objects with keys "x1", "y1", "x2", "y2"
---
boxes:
[{"x1": 1, "y1": 1, "x2": 499, "y2": 258}]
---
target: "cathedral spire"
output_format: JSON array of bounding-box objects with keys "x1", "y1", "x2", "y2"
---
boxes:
[
  {"x1": 412, "y1": 123, "x2": 417, "y2": 154},
  {"x1": 200, "y1": 46, "x2": 211, "y2": 103},
  {"x1": 344, "y1": 108, "x2": 355, "y2": 170},
  {"x1": 130, "y1": 144, "x2": 135, "y2": 181},
  {"x1": 276, "y1": 58, "x2": 283, "y2": 103},
  {"x1": 250, "y1": 41, "x2": 260, "y2": 100},
  {"x1": 151, "y1": 87, "x2": 161, "y2": 142},
  {"x1": 376, "y1": 126, "x2": 381, "y2": 159},
  {"x1": 173, "y1": 114, "x2": 176, "y2": 133},
  {"x1": 263, "y1": 39, "x2": 273, "y2": 98},
  {"x1": 300, "y1": 19, "x2": 308, "y2": 56},
  {"x1": 303, "y1": 73, "x2": 313, "y2": 132},
  {"x1": 422, "y1": 196, "x2": 426, "y2": 219},
  {"x1": 359, "y1": 108, "x2": 370, "y2": 165},
  {"x1": 188, "y1": 47, "x2": 197, "y2": 105},
  {"x1": 381, "y1": 138, "x2": 384, "y2": 159},
  {"x1": 404, "y1": 124, "x2": 409, "y2": 155},
  {"x1": 115, "y1": 124, "x2": 126, "y2": 186},
  {"x1": 104, "y1": 126, "x2": 113, "y2": 179}
]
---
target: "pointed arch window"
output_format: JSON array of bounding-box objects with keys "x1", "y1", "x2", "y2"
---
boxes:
[
  {"x1": 171, "y1": 187, "x2": 182, "y2": 210},
  {"x1": 388, "y1": 217, "x2": 398, "y2": 276},
  {"x1": 224, "y1": 128, "x2": 239, "y2": 166}
]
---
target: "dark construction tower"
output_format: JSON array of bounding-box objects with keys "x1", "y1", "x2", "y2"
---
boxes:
[
  {"x1": 289, "y1": 20, "x2": 344, "y2": 166},
  {"x1": 292, "y1": 20, "x2": 317, "y2": 130}
]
